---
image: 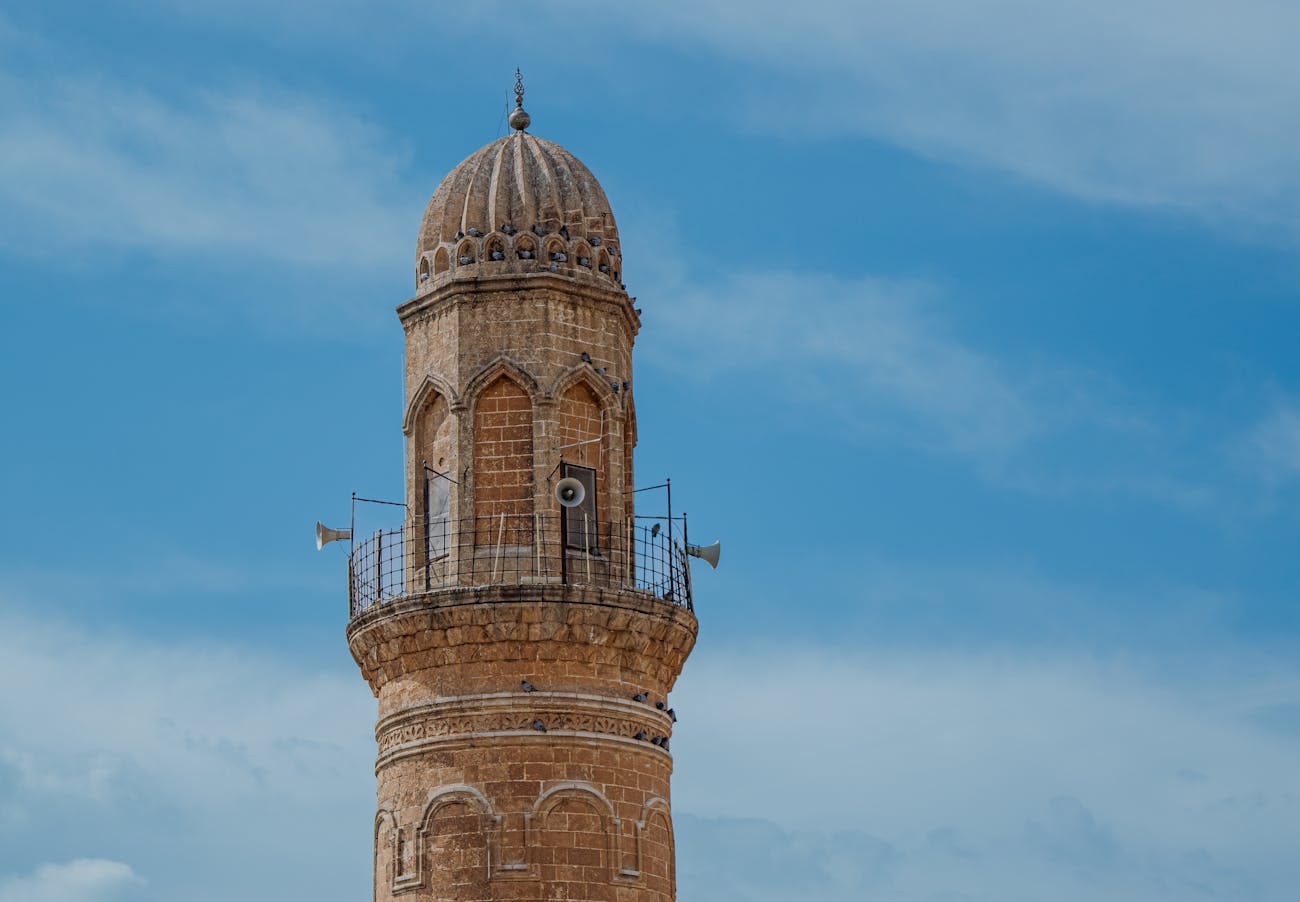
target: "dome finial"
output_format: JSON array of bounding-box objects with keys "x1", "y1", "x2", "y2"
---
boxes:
[{"x1": 508, "y1": 68, "x2": 531, "y2": 132}]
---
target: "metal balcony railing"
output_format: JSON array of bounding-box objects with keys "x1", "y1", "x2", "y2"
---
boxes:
[{"x1": 347, "y1": 514, "x2": 692, "y2": 619}]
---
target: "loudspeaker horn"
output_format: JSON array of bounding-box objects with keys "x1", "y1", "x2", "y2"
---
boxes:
[
  {"x1": 554, "y1": 477, "x2": 586, "y2": 508},
  {"x1": 315, "y1": 521, "x2": 352, "y2": 550},
  {"x1": 686, "y1": 541, "x2": 721, "y2": 569}
]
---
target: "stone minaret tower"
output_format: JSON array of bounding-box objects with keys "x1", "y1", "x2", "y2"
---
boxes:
[{"x1": 344, "y1": 80, "x2": 699, "y2": 902}]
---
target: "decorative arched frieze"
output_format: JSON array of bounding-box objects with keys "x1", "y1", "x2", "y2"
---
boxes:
[
  {"x1": 573, "y1": 241, "x2": 593, "y2": 268},
  {"x1": 456, "y1": 238, "x2": 478, "y2": 265},
  {"x1": 462, "y1": 356, "x2": 539, "y2": 409},
  {"x1": 531, "y1": 781, "x2": 617, "y2": 822},
  {"x1": 544, "y1": 236, "x2": 568, "y2": 263},
  {"x1": 420, "y1": 783, "x2": 497, "y2": 829},
  {"x1": 545, "y1": 363, "x2": 620, "y2": 414},
  {"x1": 403, "y1": 373, "x2": 460, "y2": 435}
]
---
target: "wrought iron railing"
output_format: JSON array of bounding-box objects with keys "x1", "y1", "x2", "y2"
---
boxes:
[{"x1": 347, "y1": 514, "x2": 692, "y2": 619}]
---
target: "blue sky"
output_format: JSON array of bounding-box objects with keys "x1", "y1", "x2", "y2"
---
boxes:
[{"x1": 3, "y1": 2, "x2": 1300, "y2": 900}]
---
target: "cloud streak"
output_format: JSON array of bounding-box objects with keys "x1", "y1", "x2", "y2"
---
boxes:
[
  {"x1": 635, "y1": 262, "x2": 1228, "y2": 512},
  {"x1": 0, "y1": 69, "x2": 414, "y2": 268},
  {"x1": 604, "y1": 0, "x2": 1300, "y2": 236},
  {"x1": 0, "y1": 860, "x2": 142, "y2": 902},
  {"x1": 670, "y1": 645, "x2": 1300, "y2": 901},
  {"x1": 1, "y1": 599, "x2": 1297, "y2": 901},
  {"x1": 1242, "y1": 401, "x2": 1300, "y2": 486},
  {"x1": 643, "y1": 269, "x2": 1042, "y2": 455}
]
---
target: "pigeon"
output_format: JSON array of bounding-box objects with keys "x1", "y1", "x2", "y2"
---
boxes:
[
  {"x1": 650, "y1": 523, "x2": 660, "y2": 538},
  {"x1": 667, "y1": 708, "x2": 677, "y2": 723},
  {"x1": 531, "y1": 720, "x2": 547, "y2": 732},
  {"x1": 655, "y1": 701, "x2": 666, "y2": 710},
  {"x1": 661, "y1": 738, "x2": 670, "y2": 752},
  {"x1": 634, "y1": 730, "x2": 647, "y2": 741},
  {"x1": 650, "y1": 736, "x2": 663, "y2": 746},
  {"x1": 632, "y1": 692, "x2": 648, "y2": 703},
  {"x1": 521, "y1": 680, "x2": 536, "y2": 693}
]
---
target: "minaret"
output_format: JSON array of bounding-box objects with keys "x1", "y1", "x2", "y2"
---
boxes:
[{"x1": 342, "y1": 77, "x2": 700, "y2": 901}]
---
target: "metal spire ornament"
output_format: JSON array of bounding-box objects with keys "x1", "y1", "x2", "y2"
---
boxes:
[{"x1": 508, "y1": 68, "x2": 531, "y2": 131}]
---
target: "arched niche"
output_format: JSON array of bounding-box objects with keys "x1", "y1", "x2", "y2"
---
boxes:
[
  {"x1": 573, "y1": 241, "x2": 593, "y2": 268},
  {"x1": 418, "y1": 786, "x2": 494, "y2": 899},
  {"x1": 639, "y1": 797, "x2": 675, "y2": 897},
  {"x1": 470, "y1": 371, "x2": 535, "y2": 544},
  {"x1": 374, "y1": 809, "x2": 398, "y2": 900},
  {"x1": 531, "y1": 783, "x2": 616, "y2": 885},
  {"x1": 456, "y1": 238, "x2": 477, "y2": 265},
  {"x1": 544, "y1": 236, "x2": 567, "y2": 263}
]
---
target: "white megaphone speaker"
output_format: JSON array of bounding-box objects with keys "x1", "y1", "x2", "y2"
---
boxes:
[
  {"x1": 554, "y1": 477, "x2": 586, "y2": 508},
  {"x1": 686, "y1": 541, "x2": 721, "y2": 569},
  {"x1": 315, "y1": 521, "x2": 352, "y2": 550}
]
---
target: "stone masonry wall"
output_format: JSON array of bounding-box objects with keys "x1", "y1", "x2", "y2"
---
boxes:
[
  {"x1": 363, "y1": 272, "x2": 689, "y2": 901},
  {"x1": 349, "y1": 587, "x2": 696, "y2": 902}
]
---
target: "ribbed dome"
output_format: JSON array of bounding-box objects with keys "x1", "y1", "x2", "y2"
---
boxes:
[{"x1": 414, "y1": 131, "x2": 624, "y2": 293}]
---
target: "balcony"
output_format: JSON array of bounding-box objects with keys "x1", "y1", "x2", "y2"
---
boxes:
[{"x1": 347, "y1": 514, "x2": 692, "y2": 620}]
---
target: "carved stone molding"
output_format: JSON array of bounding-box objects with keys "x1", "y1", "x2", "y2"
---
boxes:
[{"x1": 376, "y1": 691, "x2": 673, "y2": 765}]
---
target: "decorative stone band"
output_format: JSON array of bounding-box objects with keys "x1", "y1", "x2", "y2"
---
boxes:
[{"x1": 376, "y1": 691, "x2": 674, "y2": 766}]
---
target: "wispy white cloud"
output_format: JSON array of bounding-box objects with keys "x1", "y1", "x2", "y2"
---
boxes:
[
  {"x1": 2, "y1": 595, "x2": 1296, "y2": 901},
  {"x1": 1242, "y1": 401, "x2": 1300, "y2": 485},
  {"x1": 0, "y1": 606, "x2": 374, "y2": 902},
  {"x1": 604, "y1": 0, "x2": 1300, "y2": 236},
  {"x1": 642, "y1": 268, "x2": 1043, "y2": 455},
  {"x1": 33, "y1": 2, "x2": 1300, "y2": 238},
  {"x1": 0, "y1": 860, "x2": 143, "y2": 902},
  {"x1": 671, "y1": 645, "x2": 1300, "y2": 901},
  {"x1": 634, "y1": 260, "x2": 1223, "y2": 511},
  {"x1": 0, "y1": 69, "x2": 414, "y2": 268}
]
